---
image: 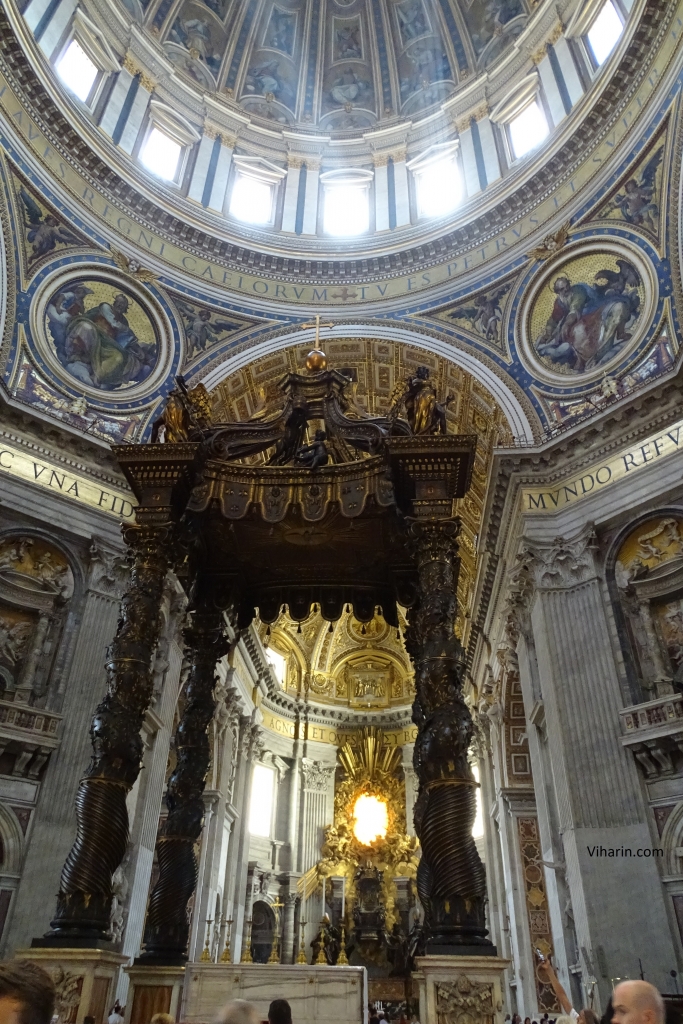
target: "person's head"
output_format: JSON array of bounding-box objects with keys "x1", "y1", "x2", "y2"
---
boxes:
[
  {"x1": 525, "y1": 1017, "x2": 531, "y2": 1023},
  {"x1": 555, "y1": 1015, "x2": 576, "y2": 1024},
  {"x1": 554, "y1": 276, "x2": 571, "y2": 296},
  {"x1": 113, "y1": 294, "x2": 129, "y2": 316},
  {"x1": 151, "y1": 1015, "x2": 175, "y2": 1024},
  {"x1": 216, "y1": 1001, "x2": 260, "y2": 1024},
  {"x1": 613, "y1": 982, "x2": 665, "y2": 1024},
  {"x1": 0, "y1": 961, "x2": 55, "y2": 1024},
  {"x1": 581, "y1": 1011, "x2": 601, "y2": 1024},
  {"x1": 268, "y1": 1001, "x2": 292, "y2": 1024}
]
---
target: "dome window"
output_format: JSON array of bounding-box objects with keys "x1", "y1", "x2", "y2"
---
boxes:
[
  {"x1": 53, "y1": 10, "x2": 119, "y2": 109},
  {"x1": 139, "y1": 101, "x2": 201, "y2": 184},
  {"x1": 230, "y1": 175, "x2": 274, "y2": 225},
  {"x1": 490, "y1": 71, "x2": 549, "y2": 163},
  {"x1": 56, "y1": 40, "x2": 98, "y2": 103},
  {"x1": 508, "y1": 101, "x2": 549, "y2": 160},
  {"x1": 586, "y1": 1, "x2": 624, "y2": 66},
  {"x1": 408, "y1": 142, "x2": 462, "y2": 220},
  {"x1": 141, "y1": 128, "x2": 182, "y2": 181},
  {"x1": 229, "y1": 156, "x2": 286, "y2": 227},
  {"x1": 320, "y1": 169, "x2": 373, "y2": 236}
]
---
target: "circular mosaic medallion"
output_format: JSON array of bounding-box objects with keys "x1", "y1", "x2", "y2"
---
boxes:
[
  {"x1": 31, "y1": 266, "x2": 173, "y2": 401},
  {"x1": 518, "y1": 240, "x2": 658, "y2": 386}
]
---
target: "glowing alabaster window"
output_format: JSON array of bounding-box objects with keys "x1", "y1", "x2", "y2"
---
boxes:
[
  {"x1": 249, "y1": 764, "x2": 275, "y2": 837},
  {"x1": 508, "y1": 101, "x2": 549, "y2": 160},
  {"x1": 415, "y1": 157, "x2": 462, "y2": 219},
  {"x1": 322, "y1": 174, "x2": 372, "y2": 236},
  {"x1": 587, "y1": 1, "x2": 624, "y2": 66},
  {"x1": 266, "y1": 647, "x2": 287, "y2": 686},
  {"x1": 472, "y1": 764, "x2": 484, "y2": 839},
  {"x1": 56, "y1": 40, "x2": 98, "y2": 103},
  {"x1": 229, "y1": 173, "x2": 275, "y2": 226},
  {"x1": 353, "y1": 793, "x2": 388, "y2": 846},
  {"x1": 140, "y1": 128, "x2": 182, "y2": 181}
]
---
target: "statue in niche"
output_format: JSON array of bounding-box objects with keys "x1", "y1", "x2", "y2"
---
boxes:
[{"x1": 389, "y1": 366, "x2": 453, "y2": 434}]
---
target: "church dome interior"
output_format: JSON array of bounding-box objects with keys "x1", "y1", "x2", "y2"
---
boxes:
[{"x1": 2, "y1": 0, "x2": 683, "y2": 1019}]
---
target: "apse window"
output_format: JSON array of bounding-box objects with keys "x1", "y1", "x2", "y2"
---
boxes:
[
  {"x1": 586, "y1": 1, "x2": 624, "y2": 66},
  {"x1": 508, "y1": 101, "x2": 549, "y2": 160},
  {"x1": 353, "y1": 793, "x2": 388, "y2": 846},
  {"x1": 229, "y1": 173, "x2": 275, "y2": 226},
  {"x1": 140, "y1": 127, "x2": 182, "y2": 182},
  {"x1": 55, "y1": 40, "x2": 98, "y2": 103},
  {"x1": 321, "y1": 171, "x2": 372, "y2": 236},
  {"x1": 266, "y1": 647, "x2": 287, "y2": 687},
  {"x1": 249, "y1": 764, "x2": 275, "y2": 837},
  {"x1": 416, "y1": 157, "x2": 462, "y2": 219}
]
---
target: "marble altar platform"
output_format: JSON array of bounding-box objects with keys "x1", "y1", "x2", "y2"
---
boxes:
[
  {"x1": 414, "y1": 955, "x2": 510, "y2": 1024},
  {"x1": 181, "y1": 963, "x2": 368, "y2": 1024}
]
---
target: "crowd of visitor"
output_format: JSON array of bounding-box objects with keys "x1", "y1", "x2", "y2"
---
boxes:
[{"x1": 0, "y1": 957, "x2": 672, "y2": 1024}]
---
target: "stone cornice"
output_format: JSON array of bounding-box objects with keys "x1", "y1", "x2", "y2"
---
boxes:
[{"x1": 261, "y1": 689, "x2": 414, "y2": 731}]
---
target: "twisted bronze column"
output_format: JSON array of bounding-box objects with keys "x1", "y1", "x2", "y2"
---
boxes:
[
  {"x1": 405, "y1": 519, "x2": 494, "y2": 954},
  {"x1": 140, "y1": 598, "x2": 230, "y2": 963},
  {"x1": 47, "y1": 518, "x2": 172, "y2": 942}
]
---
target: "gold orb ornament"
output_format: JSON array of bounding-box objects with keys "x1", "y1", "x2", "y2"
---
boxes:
[{"x1": 306, "y1": 349, "x2": 327, "y2": 372}]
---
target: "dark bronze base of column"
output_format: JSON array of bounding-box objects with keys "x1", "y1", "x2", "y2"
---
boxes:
[
  {"x1": 31, "y1": 935, "x2": 115, "y2": 950},
  {"x1": 425, "y1": 896, "x2": 497, "y2": 956}
]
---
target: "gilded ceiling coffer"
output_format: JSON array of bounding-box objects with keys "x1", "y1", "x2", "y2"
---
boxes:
[{"x1": 39, "y1": 354, "x2": 483, "y2": 958}]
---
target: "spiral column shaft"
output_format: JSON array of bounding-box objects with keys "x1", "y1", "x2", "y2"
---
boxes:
[
  {"x1": 141, "y1": 599, "x2": 230, "y2": 963},
  {"x1": 47, "y1": 517, "x2": 172, "y2": 941},
  {"x1": 405, "y1": 518, "x2": 494, "y2": 953}
]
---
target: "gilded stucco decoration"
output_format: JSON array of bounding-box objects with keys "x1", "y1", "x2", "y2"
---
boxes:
[
  {"x1": 615, "y1": 517, "x2": 683, "y2": 589},
  {"x1": 260, "y1": 607, "x2": 413, "y2": 709},
  {"x1": 520, "y1": 241, "x2": 657, "y2": 384},
  {"x1": 217, "y1": 339, "x2": 511, "y2": 641},
  {"x1": 305, "y1": 727, "x2": 418, "y2": 932}
]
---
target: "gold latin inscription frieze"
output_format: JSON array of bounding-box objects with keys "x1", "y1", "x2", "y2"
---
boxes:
[
  {"x1": 0, "y1": 439, "x2": 136, "y2": 520},
  {"x1": 261, "y1": 709, "x2": 417, "y2": 746},
  {"x1": 522, "y1": 418, "x2": 683, "y2": 513}
]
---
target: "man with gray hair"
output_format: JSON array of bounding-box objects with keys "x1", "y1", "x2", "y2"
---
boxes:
[
  {"x1": 216, "y1": 1000, "x2": 260, "y2": 1024},
  {"x1": 612, "y1": 981, "x2": 665, "y2": 1024}
]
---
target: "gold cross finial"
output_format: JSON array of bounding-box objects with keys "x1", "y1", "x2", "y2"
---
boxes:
[{"x1": 301, "y1": 314, "x2": 334, "y2": 347}]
